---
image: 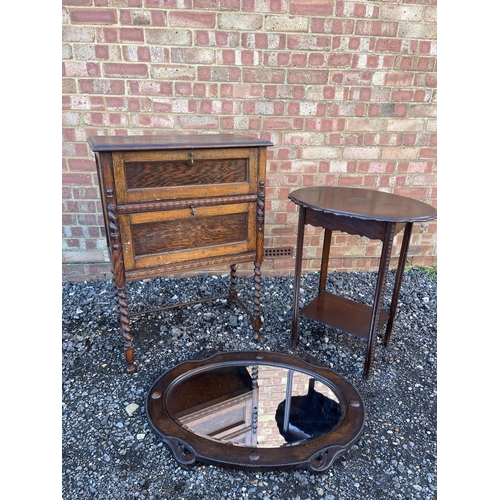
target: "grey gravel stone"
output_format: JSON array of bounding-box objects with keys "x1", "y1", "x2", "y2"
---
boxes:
[
  {"x1": 62, "y1": 269, "x2": 437, "y2": 499},
  {"x1": 126, "y1": 403, "x2": 139, "y2": 416}
]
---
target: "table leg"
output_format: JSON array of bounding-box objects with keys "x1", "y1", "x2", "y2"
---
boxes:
[
  {"x1": 252, "y1": 260, "x2": 263, "y2": 340},
  {"x1": 319, "y1": 228, "x2": 332, "y2": 293},
  {"x1": 291, "y1": 206, "x2": 306, "y2": 347},
  {"x1": 364, "y1": 222, "x2": 395, "y2": 378},
  {"x1": 384, "y1": 222, "x2": 413, "y2": 346},
  {"x1": 229, "y1": 264, "x2": 238, "y2": 309},
  {"x1": 107, "y1": 199, "x2": 136, "y2": 374},
  {"x1": 115, "y1": 285, "x2": 135, "y2": 373},
  {"x1": 251, "y1": 180, "x2": 265, "y2": 340}
]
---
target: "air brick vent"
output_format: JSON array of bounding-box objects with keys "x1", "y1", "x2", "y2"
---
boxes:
[{"x1": 264, "y1": 247, "x2": 293, "y2": 259}]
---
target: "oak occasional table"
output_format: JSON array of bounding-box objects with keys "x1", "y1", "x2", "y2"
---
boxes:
[
  {"x1": 289, "y1": 186, "x2": 437, "y2": 378},
  {"x1": 88, "y1": 133, "x2": 272, "y2": 373}
]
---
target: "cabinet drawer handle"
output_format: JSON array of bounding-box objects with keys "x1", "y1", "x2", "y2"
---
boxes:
[
  {"x1": 190, "y1": 204, "x2": 196, "y2": 216},
  {"x1": 188, "y1": 151, "x2": 194, "y2": 164}
]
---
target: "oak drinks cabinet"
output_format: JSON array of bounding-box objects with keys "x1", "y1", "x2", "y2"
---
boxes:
[{"x1": 88, "y1": 134, "x2": 273, "y2": 373}]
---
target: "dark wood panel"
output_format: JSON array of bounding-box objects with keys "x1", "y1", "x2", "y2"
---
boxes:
[
  {"x1": 290, "y1": 186, "x2": 436, "y2": 223},
  {"x1": 132, "y1": 212, "x2": 248, "y2": 256},
  {"x1": 113, "y1": 148, "x2": 258, "y2": 203},
  {"x1": 125, "y1": 158, "x2": 248, "y2": 189},
  {"x1": 88, "y1": 133, "x2": 273, "y2": 151},
  {"x1": 305, "y1": 208, "x2": 388, "y2": 241},
  {"x1": 299, "y1": 292, "x2": 390, "y2": 341}
]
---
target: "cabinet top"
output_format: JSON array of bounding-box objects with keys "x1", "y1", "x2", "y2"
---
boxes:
[{"x1": 88, "y1": 133, "x2": 273, "y2": 152}]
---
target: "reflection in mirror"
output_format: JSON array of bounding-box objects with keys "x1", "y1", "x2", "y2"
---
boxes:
[{"x1": 167, "y1": 365, "x2": 342, "y2": 448}]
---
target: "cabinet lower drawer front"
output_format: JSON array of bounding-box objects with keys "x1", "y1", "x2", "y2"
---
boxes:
[
  {"x1": 113, "y1": 148, "x2": 257, "y2": 203},
  {"x1": 120, "y1": 203, "x2": 256, "y2": 270}
]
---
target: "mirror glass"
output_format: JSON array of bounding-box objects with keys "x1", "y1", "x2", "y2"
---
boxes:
[{"x1": 166, "y1": 364, "x2": 343, "y2": 448}]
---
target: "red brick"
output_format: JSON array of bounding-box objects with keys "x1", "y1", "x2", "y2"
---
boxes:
[
  {"x1": 290, "y1": 53, "x2": 307, "y2": 67},
  {"x1": 425, "y1": 74, "x2": 437, "y2": 87},
  {"x1": 220, "y1": 83, "x2": 262, "y2": 98},
  {"x1": 119, "y1": 28, "x2": 144, "y2": 42},
  {"x1": 62, "y1": 128, "x2": 77, "y2": 142},
  {"x1": 338, "y1": 175, "x2": 364, "y2": 187},
  {"x1": 83, "y1": 112, "x2": 129, "y2": 127},
  {"x1": 288, "y1": 69, "x2": 328, "y2": 85},
  {"x1": 79, "y1": 79, "x2": 126, "y2": 95},
  {"x1": 414, "y1": 174, "x2": 436, "y2": 186},
  {"x1": 69, "y1": 9, "x2": 117, "y2": 25},
  {"x1": 393, "y1": 187, "x2": 428, "y2": 199},
  {"x1": 391, "y1": 89, "x2": 413, "y2": 101},
  {"x1": 262, "y1": 52, "x2": 289, "y2": 67},
  {"x1": 195, "y1": 30, "x2": 240, "y2": 47},
  {"x1": 63, "y1": 62, "x2": 100, "y2": 78},
  {"x1": 376, "y1": 38, "x2": 401, "y2": 53},
  {"x1": 419, "y1": 148, "x2": 436, "y2": 159},
  {"x1": 103, "y1": 63, "x2": 148, "y2": 78},
  {"x1": 199, "y1": 66, "x2": 241, "y2": 82},
  {"x1": 119, "y1": 10, "x2": 132, "y2": 26},
  {"x1": 327, "y1": 54, "x2": 351, "y2": 67},
  {"x1": 243, "y1": 68, "x2": 285, "y2": 83},
  {"x1": 419, "y1": 41, "x2": 436, "y2": 55},
  {"x1": 145, "y1": 0, "x2": 177, "y2": 7},
  {"x1": 304, "y1": 118, "x2": 344, "y2": 131},
  {"x1": 397, "y1": 56, "x2": 413, "y2": 71},
  {"x1": 287, "y1": 35, "x2": 331, "y2": 51},
  {"x1": 385, "y1": 73, "x2": 413, "y2": 86},
  {"x1": 72, "y1": 187, "x2": 99, "y2": 200},
  {"x1": 151, "y1": 10, "x2": 167, "y2": 26},
  {"x1": 353, "y1": 3, "x2": 367, "y2": 17},
  {"x1": 63, "y1": 143, "x2": 89, "y2": 157},
  {"x1": 241, "y1": 33, "x2": 286, "y2": 49},
  {"x1": 63, "y1": 173, "x2": 93, "y2": 186},
  {"x1": 96, "y1": 27, "x2": 118, "y2": 43},
  {"x1": 94, "y1": 45, "x2": 109, "y2": 59},
  {"x1": 395, "y1": 104, "x2": 407, "y2": 116},
  {"x1": 416, "y1": 57, "x2": 435, "y2": 71},
  {"x1": 170, "y1": 11, "x2": 216, "y2": 28},
  {"x1": 262, "y1": 117, "x2": 303, "y2": 130},
  {"x1": 130, "y1": 114, "x2": 174, "y2": 128},
  {"x1": 291, "y1": 0, "x2": 333, "y2": 15}
]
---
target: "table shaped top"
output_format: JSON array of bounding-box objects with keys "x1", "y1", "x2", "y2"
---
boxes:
[
  {"x1": 289, "y1": 186, "x2": 436, "y2": 223},
  {"x1": 88, "y1": 133, "x2": 273, "y2": 152}
]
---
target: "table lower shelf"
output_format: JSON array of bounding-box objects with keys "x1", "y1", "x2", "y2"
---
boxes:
[{"x1": 299, "y1": 292, "x2": 390, "y2": 342}]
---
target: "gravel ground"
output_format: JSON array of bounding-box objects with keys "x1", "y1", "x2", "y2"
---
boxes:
[{"x1": 62, "y1": 268, "x2": 437, "y2": 500}]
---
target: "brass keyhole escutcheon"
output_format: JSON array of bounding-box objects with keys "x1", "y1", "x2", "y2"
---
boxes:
[{"x1": 188, "y1": 151, "x2": 194, "y2": 164}]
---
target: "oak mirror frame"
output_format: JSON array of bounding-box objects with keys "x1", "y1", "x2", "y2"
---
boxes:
[{"x1": 146, "y1": 350, "x2": 365, "y2": 472}]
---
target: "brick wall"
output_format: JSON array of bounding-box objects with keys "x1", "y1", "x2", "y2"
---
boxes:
[{"x1": 62, "y1": 0, "x2": 437, "y2": 282}]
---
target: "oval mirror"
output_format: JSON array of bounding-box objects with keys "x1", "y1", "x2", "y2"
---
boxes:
[{"x1": 146, "y1": 350, "x2": 364, "y2": 472}]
